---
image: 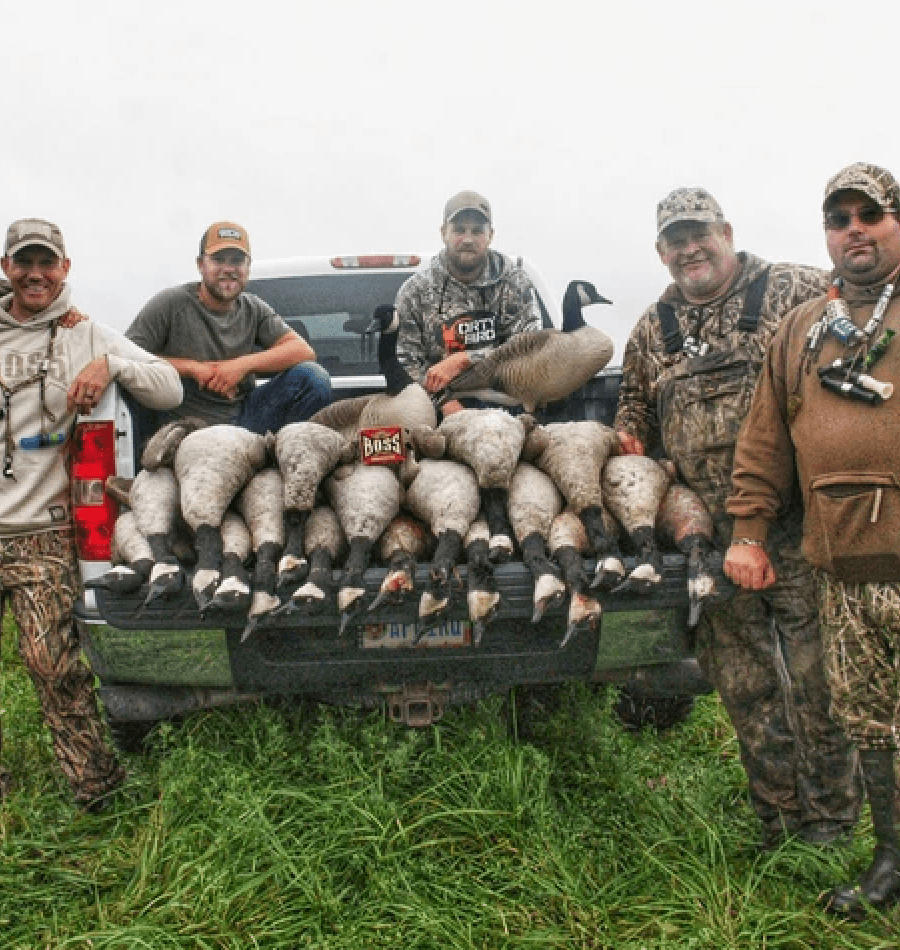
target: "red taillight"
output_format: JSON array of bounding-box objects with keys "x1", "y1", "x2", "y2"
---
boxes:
[
  {"x1": 71, "y1": 421, "x2": 117, "y2": 560},
  {"x1": 330, "y1": 255, "x2": 421, "y2": 269}
]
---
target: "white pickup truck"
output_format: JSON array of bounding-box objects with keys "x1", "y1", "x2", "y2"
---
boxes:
[{"x1": 71, "y1": 254, "x2": 715, "y2": 744}]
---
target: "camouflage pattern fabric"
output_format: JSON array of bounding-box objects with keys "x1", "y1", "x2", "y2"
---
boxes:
[
  {"x1": 394, "y1": 249, "x2": 542, "y2": 384},
  {"x1": 819, "y1": 574, "x2": 900, "y2": 750},
  {"x1": 614, "y1": 253, "x2": 829, "y2": 481},
  {"x1": 655, "y1": 186, "x2": 725, "y2": 237},
  {"x1": 0, "y1": 528, "x2": 124, "y2": 804},
  {"x1": 694, "y1": 525, "x2": 861, "y2": 833},
  {"x1": 823, "y1": 162, "x2": 900, "y2": 212}
]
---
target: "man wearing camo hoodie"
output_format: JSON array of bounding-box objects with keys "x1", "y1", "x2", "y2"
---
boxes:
[
  {"x1": 0, "y1": 218, "x2": 182, "y2": 810},
  {"x1": 395, "y1": 190, "x2": 542, "y2": 418},
  {"x1": 614, "y1": 187, "x2": 861, "y2": 850}
]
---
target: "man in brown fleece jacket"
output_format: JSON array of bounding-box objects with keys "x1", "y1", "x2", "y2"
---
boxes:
[{"x1": 726, "y1": 162, "x2": 900, "y2": 919}]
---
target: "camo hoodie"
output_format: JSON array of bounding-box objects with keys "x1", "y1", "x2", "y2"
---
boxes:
[
  {"x1": 0, "y1": 285, "x2": 182, "y2": 536},
  {"x1": 394, "y1": 248, "x2": 541, "y2": 384}
]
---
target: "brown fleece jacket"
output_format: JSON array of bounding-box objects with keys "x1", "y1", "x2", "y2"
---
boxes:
[{"x1": 728, "y1": 283, "x2": 900, "y2": 578}]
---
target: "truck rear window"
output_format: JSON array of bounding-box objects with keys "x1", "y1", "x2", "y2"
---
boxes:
[{"x1": 247, "y1": 273, "x2": 411, "y2": 375}]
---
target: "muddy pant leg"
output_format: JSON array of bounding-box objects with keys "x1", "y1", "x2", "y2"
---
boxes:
[
  {"x1": 695, "y1": 592, "x2": 800, "y2": 830},
  {"x1": 768, "y1": 554, "x2": 861, "y2": 828},
  {"x1": 3, "y1": 531, "x2": 124, "y2": 803}
]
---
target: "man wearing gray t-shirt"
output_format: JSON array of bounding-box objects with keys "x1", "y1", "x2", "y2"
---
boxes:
[{"x1": 127, "y1": 221, "x2": 331, "y2": 432}]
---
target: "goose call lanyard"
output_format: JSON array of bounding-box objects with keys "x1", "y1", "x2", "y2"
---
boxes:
[
  {"x1": 0, "y1": 320, "x2": 60, "y2": 479},
  {"x1": 801, "y1": 279, "x2": 895, "y2": 405}
]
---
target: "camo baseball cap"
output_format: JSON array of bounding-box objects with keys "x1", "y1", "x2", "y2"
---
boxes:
[
  {"x1": 656, "y1": 187, "x2": 725, "y2": 238},
  {"x1": 822, "y1": 162, "x2": 900, "y2": 212},
  {"x1": 443, "y1": 190, "x2": 492, "y2": 226},
  {"x1": 4, "y1": 218, "x2": 66, "y2": 258},
  {"x1": 199, "y1": 221, "x2": 251, "y2": 257}
]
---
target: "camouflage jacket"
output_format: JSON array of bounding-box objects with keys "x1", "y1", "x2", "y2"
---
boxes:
[
  {"x1": 394, "y1": 249, "x2": 542, "y2": 384},
  {"x1": 614, "y1": 253, "x2": 829, "y2": 452}
]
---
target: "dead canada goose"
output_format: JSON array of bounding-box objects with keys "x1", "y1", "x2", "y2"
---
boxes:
[
  {"x1": 310, "y1": 305, "x2": 437, "y2": 445},
  {"x1": 325, "y1": 462, "x2": 402, "y2": 635},
  {"x1": 524, "y1": 419, "x2": 626, "y2": 590},
  {"x1": 464, "y1": 516, "x2": 500, "y2": 646},
  {"x1": 655, "y1": 480, "x2": 717, "y2": 627},
  {"x1": 237, "y1": 468, "x2": 286, "y2": 641},
  {"x1": 204, "y1": 511, "x2": 253, "y2": 613},
  {"x1": 602, "y1": 455, "x2": 672, "y2": 594},
  {"x1": 85, "y1": 510, "x2": 154, "y2": 595},
  {"x1": 548, "y1": 509, "x2": 601, "y2": 650},
  {"x1": 141, "y1": 416, "x2": 207, "y2": 471},
  {"x1": 129, "y1": 467, "x2": 184, "y2": 605},
  {"x1": 507, "y1": 462, "x2": 566, "y2": 622},
  {"x1": 278, "y1": 504, "x2": 347, "y2": 615},
  {"x1": 369, "y1": 513, "x2": 435, "y2": 611},
  {"x1": 438, "y1": 408, "x2": 535, "y2": 562},
  {"x1": 402, "y1": 458, "x2": 481, "y2": 635},
  {"x1": 175, "y1": 424, "x2": 271, "y2": 613},
  {"x1": 434, "y1": 280, "x2": 614, "y2": 413},
  {"x1": 274, "y1": 421, "x2": 351, "y2": 591}
]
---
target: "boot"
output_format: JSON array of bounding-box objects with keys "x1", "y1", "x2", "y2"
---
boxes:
[{"x1": 825, "y1": 748, "x2": 900, "y2": 920}]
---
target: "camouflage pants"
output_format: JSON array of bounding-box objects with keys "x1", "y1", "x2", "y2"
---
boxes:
[
  {"x1": 0, "y1": 529, "x2": 124, "y2": 803},
  {"x1": 819, "y1": 575, "x2": 900, "y2": 751},
  {"x1": 695, "y1": 539, "x2": 861, "y2": 833}
]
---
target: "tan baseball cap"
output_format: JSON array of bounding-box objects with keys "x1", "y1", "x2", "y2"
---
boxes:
[
  {"x1": 200, "y1": 221, "x2": 251, "y2": 257},
  {"x1": 823, "y1": 162, "x2": 900, "y2": 212},
  {"x1": 443, "y1": 191, "x2": 492, "y2": 226},
  {"x1": 4, "y1": 218, "x2": 66, "y2": 258},
  {"x1": 656, "y1": 187, "x2": 725, "y2": 238}
]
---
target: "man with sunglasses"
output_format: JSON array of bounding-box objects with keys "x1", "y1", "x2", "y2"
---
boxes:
[
  {"x1": 395, "y1": 191, "x2": 541, "y2": 417},
  {"x1": 615, "y1": 187, "x2": 861, "y2": 852},
  {"x1": 127, "y1": 221, "x2": 332, "y2": 433},
  {"x1": 726, "y1": 163, "x2": 900, "y2": 917}
]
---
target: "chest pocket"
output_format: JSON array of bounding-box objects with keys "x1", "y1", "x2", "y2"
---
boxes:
[{"x1": 657, "y1": 347, "x2": 758, "y2": 524}]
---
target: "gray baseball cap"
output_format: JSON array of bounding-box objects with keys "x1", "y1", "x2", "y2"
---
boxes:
[
  {"x1": 4, "y1": 218, "x2": 66, "y2": 258},
  {"x1": 443, "y1": 190, "x2": 492, "y2": 226}
]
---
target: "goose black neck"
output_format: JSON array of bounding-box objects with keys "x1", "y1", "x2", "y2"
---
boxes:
[
  {"x1": 379, "y1": 324, "x2": 415, "y2": 396},
  {"x1": 561, "y1": 289, "x2": 587, "y2": 333}
]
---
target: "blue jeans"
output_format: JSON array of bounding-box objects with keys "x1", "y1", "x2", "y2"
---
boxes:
[{"x1": 237, "y1": 363, "x2": 332, "y2": 435}]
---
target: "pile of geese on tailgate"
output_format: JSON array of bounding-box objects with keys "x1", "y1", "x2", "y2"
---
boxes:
[{"x1": 90, "y1": 286, "x2": 719, "y2": 647}]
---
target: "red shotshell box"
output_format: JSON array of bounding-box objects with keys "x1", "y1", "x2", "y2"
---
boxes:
[{"x1": 359, "y1": 426, "x2": 406, "y2": 465}]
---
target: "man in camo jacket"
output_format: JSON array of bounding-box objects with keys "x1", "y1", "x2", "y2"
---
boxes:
[
  {"x1": 394, "y1": 190, "x2": 541, "y2": 417},
  {"x1": 614, "y1": 187, "x2": 861, "y2": 849}
]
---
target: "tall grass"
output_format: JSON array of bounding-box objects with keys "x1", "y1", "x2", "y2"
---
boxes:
[{"x1": 1, "y1": 612, "x2": 897, "y2": 948}]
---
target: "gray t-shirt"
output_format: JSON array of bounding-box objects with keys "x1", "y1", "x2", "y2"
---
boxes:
[{"x1": 126, "y1": 282, "x2": 291, "y2": 424}]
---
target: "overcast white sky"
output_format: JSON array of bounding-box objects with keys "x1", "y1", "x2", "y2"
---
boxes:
[{"x1": 6, "y1": 0, "x2": 899, "y2": 360}]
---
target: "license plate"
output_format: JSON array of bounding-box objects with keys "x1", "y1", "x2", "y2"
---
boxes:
[{"x1": 361, "y1": 620, "x2": 472, "y2": 648}]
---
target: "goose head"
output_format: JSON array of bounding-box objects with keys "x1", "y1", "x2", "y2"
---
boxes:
[{"x1": 561, "y1": 280, "x2": 612, "y2": 332}]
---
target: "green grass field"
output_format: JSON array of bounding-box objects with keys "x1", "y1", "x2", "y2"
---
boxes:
[{"x1": 1, "y1": 611, "x2": 897, "y2": 949}]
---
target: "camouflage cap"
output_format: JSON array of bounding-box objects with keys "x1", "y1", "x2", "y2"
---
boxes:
[
  {"x1": 823, "y1": 162, "x2": 900, "y2": 212},
  {"x1": 443, "y1": 190, "x2": 492, "y2": 226},
  {"x1": 4, "y1": 218, "x2": 66, "y2": 258},
  {"x1": 656, "y1": 187, "x2": 725, "y2": 238}
]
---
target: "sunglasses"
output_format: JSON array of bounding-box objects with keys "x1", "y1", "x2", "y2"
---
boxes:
[{"x1": 823, "y1": 207, "x2": 897, "y2": 230}]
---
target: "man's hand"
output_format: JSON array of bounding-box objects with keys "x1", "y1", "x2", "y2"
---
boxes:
[
  {"x1": 440, "y1": 399, "x2": 465, "y2": 417},
  {"x1": 67, "y1": 356, "x2": 111, "y2": 414},
  {"x1": 424, "y1": 352, "x2": 470, "y2": 393},
  {"x1": 204, "y1": 359, "x2": 246, "y2": 399},
  {"x1": 59, "y1": 307, "x2": 88, "y2": 329},
  {"x1": 724, "y1": 543, "x2": 777, "y2": 590},
  {"x1": 617, "y1": 430, "x2": 645, "y2": 456}
]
